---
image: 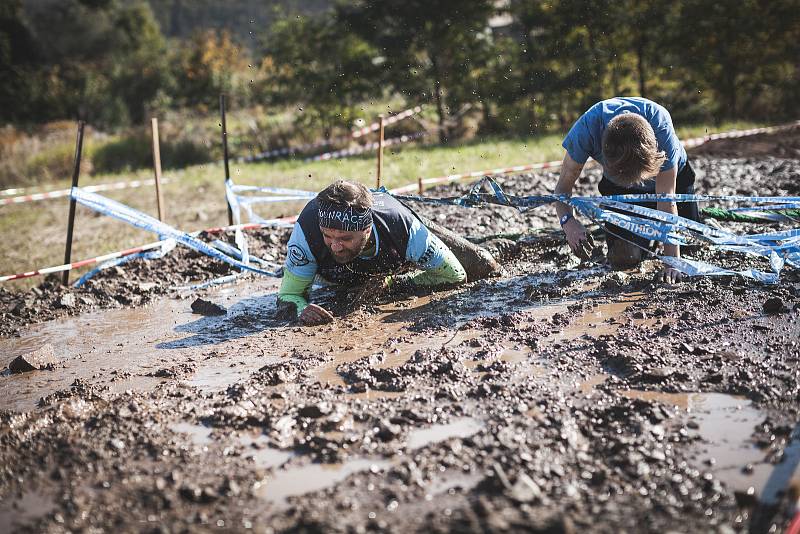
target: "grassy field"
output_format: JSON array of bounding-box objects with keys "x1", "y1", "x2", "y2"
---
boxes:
[{"x1": 0, "y1": 120, "x2": 769, "y2": 288}]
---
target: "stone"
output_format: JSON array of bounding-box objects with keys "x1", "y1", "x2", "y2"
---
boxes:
[
  {"x1": 59, "y1": 293, "x2": 76, "y2": 308},
  {"x1": 9, "y1": 344, "x2": 58, "y2": 373},
  {"x1": 508, "y1": 472, "x2": 542, "y2": 503},
  {"x1": 190, "y1": 298, "x2": 226, "y2": 316},
  {"x1": 299, "y1": 402, "x2": 332, "y2": 418},
  {"x1": 763, "y1": 297, "x2": 786, "y2": 314}
]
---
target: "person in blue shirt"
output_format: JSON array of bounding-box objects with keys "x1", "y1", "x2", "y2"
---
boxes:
[
  {"x1": 553, "y1": 97, "x2": 700, "y2": 283},
  {"x1": 278, "y1": 180, "x2": 467, "y2": 325}
]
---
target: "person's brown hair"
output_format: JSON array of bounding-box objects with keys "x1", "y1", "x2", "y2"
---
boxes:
[
  {"x1": 602, "y1": 114, "x2": 666, "y2": 186},
  {"x1": 317, "y1": 180, "x2": 373, "y2": 210}
]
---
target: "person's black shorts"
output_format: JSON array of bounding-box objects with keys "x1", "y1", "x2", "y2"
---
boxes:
[{"x1": 597, "y1": 160, "x2": 701, "y2": 249}]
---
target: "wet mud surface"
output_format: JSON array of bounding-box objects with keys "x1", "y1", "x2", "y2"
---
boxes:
[{"x1": 1, "y1": 130, "x2": 800, "y2": 533}]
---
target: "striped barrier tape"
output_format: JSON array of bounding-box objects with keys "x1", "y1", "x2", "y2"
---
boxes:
[
  {"x1": 388, "y1": 176, "x2": 800, "y2": 283},
  {"x1": 1, "y1": 177, "x2": 174, "y2": 207},
  {"x1": 351, "y1": 106, "x2": 424, "y2": 138},
  {"x1": 388, "y1": 119, "x2": 800, "y2": 194},
  {"x1": 233, "y1": 105, "x2": 424, "y2": 164},
  {"x1": 73, "y1": 239, "x2": 177, "y2": 287},
  {"x1": 6, "y1": 120, "x2": 794, "y2": 206},
  {"x1": 305, "y1": 132, "x2": 428, "y2": 162},
  {"x1": 390, "y1": 159, "x2": 565, "y2": 194},
  {"x1": 682, "y1": 120, "x2": 800, "y2": 148},
  {"x1": 0, "y1": 217, "x2": 296, "y2": 283}
]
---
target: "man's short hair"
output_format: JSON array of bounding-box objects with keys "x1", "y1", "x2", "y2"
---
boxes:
[
  {"x1": 602, "y1": 113, "x2": 666, "y2": 186},
  {"x1": 317, "y1": 180, "x2": 373, "y2": 211}
]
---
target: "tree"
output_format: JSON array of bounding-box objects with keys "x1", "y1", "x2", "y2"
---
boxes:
[
  {"x1": 171, "y1": 29, "x2": 250, "y2": 111},
  {"x1": 339, "y1": 0, "x2": 495, "y2": 143},
  {"x1": 260, "y1": 12, "x2": 382, "y2": 137},
  {"x1": 0, "y1": 0, "x2": 41, "y2": 122},
  {"x1": 675, "y1": 0, "x2": 800, "y2": 119}
]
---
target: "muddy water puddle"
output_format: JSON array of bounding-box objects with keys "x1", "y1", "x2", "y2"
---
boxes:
[
  {"x1": 546, "y1": 294, "x2": 643, "y2": 345},
  {"x1": 257, "y1": 459, "x2": 389, "y2": 505},
  {"x1": 0, "y1": 280, "x2": 281, "y2": 411},
  {"x1": 619, "y1": 389, "x2": 780, "y2": 495},
  {"x1": 0, "y1": 489, "x2": 56, "y2": 532},
  {"x1": 171, "y1": 421, "x2": 213, "y2": 446},
  {"x1": 170, "y1": 421, "x2": 293, "y2": 469},
  {"x1": 407, "y1": 417, "x2": 484, "y2": 449},
  {"x1": 239, "y1": 433, "x2": 294, "y2": 469},
  {"x1": 254, "y1": 417, "x2": 484, "y2": 505}
]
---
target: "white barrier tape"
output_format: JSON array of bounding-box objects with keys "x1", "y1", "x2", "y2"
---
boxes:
[
  {"x1": 351, "y1": 106, "x2": 424, "y2": 138},
  {"x1": 390, "y1": 159, "x2": 566, "y2": 194},
  {"x1": 1, "y1": 177, "x2": 174, "y2": 207},
  {"x1": 73, "y1": 239, "x2": 177, "y2": 287},
  {"x1": 683, "y1": 121, "x2": 800, "y2": 148},
  {"x1": 306, "y1": 132, "x2": 427, "y2": 162},
  {"x1": 232, "y1": 105, "x2": 424, "y2": 164}
]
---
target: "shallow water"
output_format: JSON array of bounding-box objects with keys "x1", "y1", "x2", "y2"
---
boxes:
[
  {"x1": 0, "y1": 489, "x2": 56, "y2": 532},
  {"x1": 407, "y1": 417, "x2": 484, "y2": 450},
  {"x1": 620, "y1": 390, "x2": 777, "y2": 495},
  {"x1": 257, "y1": 458, "x2": 390, "y2": 504}
]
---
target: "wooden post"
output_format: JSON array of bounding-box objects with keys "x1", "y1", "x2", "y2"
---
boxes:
[
  {"x1": 150, "y1": 118, "x2": 165, "y2": 221},
  {"x1": 62, "y1": 121, "x2": 86, "y2": 286},
  {"x1": 417, "y1": 176, "x2": 424, "y2": 195},
  {"x1": 376, "y1": 114, "x2": 385, "y2": 189},
  {"x1": 220, "y1": 93, "x2": 233, "y2": 225}
]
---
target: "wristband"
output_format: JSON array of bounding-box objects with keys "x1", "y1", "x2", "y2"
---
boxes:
[{"x1": 559, "y1": 213, "x2": 574, "y2": 227}]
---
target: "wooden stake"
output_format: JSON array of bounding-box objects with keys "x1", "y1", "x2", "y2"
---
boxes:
[
  {"x1": 417, "y1": 176, "x2": 424, "y2": 195},
  {"x1": 62, "y1": 121, "x2": 86, "y2": 286},
  {"x1": 150, "y1": 118, "x2": 165, "y2": 222},
  {"x1": 376, "y1": 114, "x2": 385, "y2": 189},
  {"x1": 220, "y1": 93, "x2": 233, "y2": 225}
]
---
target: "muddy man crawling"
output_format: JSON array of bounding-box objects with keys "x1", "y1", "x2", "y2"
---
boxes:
[
  {"x1": 276, "y1": 180, "x2": 498, "y2": 326},
  {"x1": 553, "y1": 97, "x2": 701, "y2": 282}
]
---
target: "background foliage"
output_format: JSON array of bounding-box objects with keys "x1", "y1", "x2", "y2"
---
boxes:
[{"x1": 1, "y1": 0, "x2": 798, "y2": 186}]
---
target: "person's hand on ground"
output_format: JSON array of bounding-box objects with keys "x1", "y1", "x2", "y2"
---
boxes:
[
  {"x1": 563, "y1": 218, "x2": 594, "y2": 260},
  {"x1": 298, "y1": 303, "x2": 334, "y2": 325},
  {"x1": 657, "y1": 267, "x2": 685, "y2": 284}
]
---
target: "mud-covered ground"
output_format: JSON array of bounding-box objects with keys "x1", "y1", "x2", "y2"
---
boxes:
[{"x1": 1, "y1": 129, "x2": 799, "y2": 533}]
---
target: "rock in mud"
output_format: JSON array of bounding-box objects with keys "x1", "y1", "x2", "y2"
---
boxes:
[
  {"x1": 190, "y1": 298, "x2": 227, "y2": 316},
  {"x1": 59, "y1": 293, "x2": 76, "y2": 308},
  {"x1": 762, "y1": 297, "x2": 787, "y2": 314},
  {"x1": 8, "y1": 343, "x2": 58, "y2": 373}
]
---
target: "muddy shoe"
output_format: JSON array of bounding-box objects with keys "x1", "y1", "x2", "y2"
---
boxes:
[
  {"x1": 482, "y1": 238, "x2": 521, "y2": 264},
  {"x1": 606, "y1": 239, "x2": 644, "y2": 270}
]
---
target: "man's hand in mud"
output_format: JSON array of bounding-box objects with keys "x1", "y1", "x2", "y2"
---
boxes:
[
  {"x1": 298, "y1": 303, "x2": 334, "y2": 326},
  {"x1": 657, "y1": 267, "x2": 685, "y2": 284},
  {"x1": 563, "y1": 218, "x2": 595, "y2": 260}
]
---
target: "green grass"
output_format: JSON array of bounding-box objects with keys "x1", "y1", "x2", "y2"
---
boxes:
[{"x1": 0, "y1": 120, "x2": 773, "y2": 288}]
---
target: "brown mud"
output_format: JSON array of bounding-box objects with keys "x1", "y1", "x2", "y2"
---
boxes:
[{"x1": 1, "y1": 130, "x2": 800, "y2": 533}]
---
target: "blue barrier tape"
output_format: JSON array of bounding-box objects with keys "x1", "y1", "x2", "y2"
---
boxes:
[
  {"x1": 389, "y1": 176, "x2": 800, "y2": 283},
  {"x1": 172, "y1": 272, "x2": 245, "y2": 292},
  {"x1": 71, "y1": 187, "x2": 281, "y2": 278}
]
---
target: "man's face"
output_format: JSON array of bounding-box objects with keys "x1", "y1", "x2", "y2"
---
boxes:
[{"x1": 320, "y1": 226, "x2": 371, "y2": 264}]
